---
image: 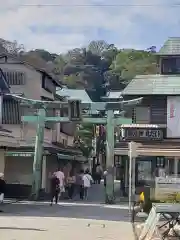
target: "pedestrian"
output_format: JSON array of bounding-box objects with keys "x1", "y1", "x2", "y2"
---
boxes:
[
  {"x1": 95, "y1": 164, "x2": 103, "y2": 184},
  {"x1": 103, "y1": 170, "x2": 108, "y2": 187},
  {"x1": 50, "y1": 174, "x2": 60, "y2": 206},
  {"x1": 67, "y1": 170, "x2": 76, "y2": 199},
  {"x1": 77, "y1": 169, "x2": 84, "y2": 200},
  {"x1": 0, "y1": 173, "x2": 6, "y2": 204},
  {"x1": 120, "y1": 166, "x2": 126, "y2": 197},
  {"x1": 83, "y1": 169, "x2": 93, "y2": 200},
  {"x1": 54, "y1": 167, "x2": 65, "y2": 199}
]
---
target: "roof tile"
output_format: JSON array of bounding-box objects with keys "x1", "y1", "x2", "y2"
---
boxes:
[
  {"x1": 158, "y1": 37, "x2": 180, "y2": 55},
  {"x1": 122, "y1": 74, "x2": 180, "y2": 95}
]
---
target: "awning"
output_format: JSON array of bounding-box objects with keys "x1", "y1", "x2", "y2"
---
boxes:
[
  {"x1": 121, "y1": 124, "x2": 166, "y2": 128},
  {"x1": 57, "y1": 153, "x2": 86, "y2": 162},
  {"x1": 57, "y1": 153, "x2": 74, "y2": 160},
  {"x1": 115, "y1": 148, "x2": 180, "y2": 157}
]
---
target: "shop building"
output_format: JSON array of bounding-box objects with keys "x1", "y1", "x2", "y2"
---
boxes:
[{"x1": 114, "y1": 37, "x2": 180, "y2": 188}]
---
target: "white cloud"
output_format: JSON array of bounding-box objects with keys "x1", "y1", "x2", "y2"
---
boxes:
[{"x1": 0, "y1": 0, "x2": 179, "y2": 53}]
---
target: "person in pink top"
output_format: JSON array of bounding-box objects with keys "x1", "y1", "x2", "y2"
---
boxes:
[{"x1": 54, "y1": 167, "x2": 65, "y2": 198}]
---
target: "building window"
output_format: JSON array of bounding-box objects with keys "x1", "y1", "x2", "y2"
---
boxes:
[
  {"x1": 42, "y1": 74, "x2": 56, "y2": 93},
  {"x1": 3, "y1": 71, "x2": 26, "y2": 85},
  {"x1": 62, "y1": 139, "x2": 67, "y2": 146},
  {"x1": 161, "y1": 57, "x2": 180, "y2": 74},
  {"x1": 2, "y1": 98, "x2": 21, "y2": 124},
  {"x1": 132, "y1": 106, "x2": 150, "y2": 124}
]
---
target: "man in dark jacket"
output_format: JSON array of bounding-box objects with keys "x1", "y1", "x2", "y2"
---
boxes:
[
  {"x1": 50, "y1": 174, "x2": 60, "y2": 206},
  {"x1": 0, "y1": 173, "x2": 6, "y2": 203},
  {"x1": 0, "y1": 173, "x2": 6, "y2": 212}
]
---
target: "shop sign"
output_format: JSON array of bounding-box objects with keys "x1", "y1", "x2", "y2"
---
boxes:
[
  {"x1": 155, "y1": 177, "x2": 180, "y2": 201},
  {"x1": 125, "y1": 128, "x2": 163, "y2": 140},
  {"x1": 5, "y1": 152, "x2": 34, "y2": 157}
]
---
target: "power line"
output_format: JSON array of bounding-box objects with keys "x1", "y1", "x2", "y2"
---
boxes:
[{"x1": 3, "y1": 3, "x2": 180, "y2": 8}]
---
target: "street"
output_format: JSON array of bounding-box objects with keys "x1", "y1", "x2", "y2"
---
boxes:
[
  {"x1": 0, "y1": 184, "x2": 134, "y2": 240},
  {"x1": 0, "y1": 202, "x2": 134, "y2": 240}
]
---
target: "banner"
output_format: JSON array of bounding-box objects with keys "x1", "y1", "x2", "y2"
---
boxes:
[
  {"x1": 167, "y1": 96, "x2": 180, "y2": 137},
  {"x1": 155, "y1": 177, "x2": 180, "y2": 201}
]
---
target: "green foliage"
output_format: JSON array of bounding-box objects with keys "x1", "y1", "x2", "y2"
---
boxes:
[
  {"x1": 111, "y1": 49, "x2": 157, "y2": 85},
  {"x1": 75, "y1": 123, "x2": 94, "y2": 158},
  {"x1": 0, "y1": 38, "x2": 158, "y2": 92}
]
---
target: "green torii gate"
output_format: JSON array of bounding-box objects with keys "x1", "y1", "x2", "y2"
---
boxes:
[{"x1": 13, "y1": 95, "x2": 142, "y2": 203}]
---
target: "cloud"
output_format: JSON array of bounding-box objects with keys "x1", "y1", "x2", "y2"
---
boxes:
[{"x1": 0, "y1": 0, "x2": 179, "y2": 53}]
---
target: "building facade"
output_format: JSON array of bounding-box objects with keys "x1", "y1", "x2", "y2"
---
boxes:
[
  {"x1": 0, "y1": 54, "x2": 83, "y2": 197},
  {"x1": 114, "y1": 37, "x2": 180, "y2": 188}
]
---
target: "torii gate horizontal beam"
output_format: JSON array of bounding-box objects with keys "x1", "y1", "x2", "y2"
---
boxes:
[
  {"x1": 20, "y1": 97, "x2": 143, "y2": 111},
  {"x1": 21, "y1": 116, "x2": 132, "y2": 125}
]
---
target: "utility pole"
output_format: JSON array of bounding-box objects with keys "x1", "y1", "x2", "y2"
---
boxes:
[
  {"x1": 128, "y1": 141, "x2": 140, "y2": 217},
  {"x1": 32, "y1": 108, "x2": 45, "y2": 199},
  {"x1": 14, "y1": 95, "x2": 142, "y2": 202}
]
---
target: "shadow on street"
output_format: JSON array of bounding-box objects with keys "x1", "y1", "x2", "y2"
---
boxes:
[
  {"x1": 0, "y1": 226, "x2": 46, "y2": 231},
  {"x1": 0, "y1": 202, "x2": 130, "y2": 222}
]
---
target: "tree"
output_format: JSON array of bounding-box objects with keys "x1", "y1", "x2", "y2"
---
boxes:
[
  {"x1": 74, "y1": 123, "x2": 94, "y2": 159},
  {"x1": 28, "y1": 49, "x2": 58, "y2": 62},
  {"x1": 0, "y1": 38, "x2": 24, "y2": 55},
  {"x1": 111, "y1": 49, "x2": 157, "y2": 85}
]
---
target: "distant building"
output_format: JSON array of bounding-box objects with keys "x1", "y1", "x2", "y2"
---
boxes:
[
  {"x1": 0, "y1": 53, "x2": 84, "y2": 197},
  {"x1": 115, "y1": 37, "x2": 180, "y2": 189}
]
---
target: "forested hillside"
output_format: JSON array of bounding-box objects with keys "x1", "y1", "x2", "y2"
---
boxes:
[{"x1": 0, "y1": 38, "x2": 157, "y2": 100}]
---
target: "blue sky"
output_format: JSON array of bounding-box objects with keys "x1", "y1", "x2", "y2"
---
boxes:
[{"x1": 0, "y1": 0, "x2": 180, "y2": 53}]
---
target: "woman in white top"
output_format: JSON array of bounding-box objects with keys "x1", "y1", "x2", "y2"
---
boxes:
[{"x1": 83, "y1": 169, "x2": 93, "y2": 200}]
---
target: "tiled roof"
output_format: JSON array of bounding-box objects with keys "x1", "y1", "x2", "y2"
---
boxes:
[
  {"x1": 0, "y1": 53, "x2": 61, "y2": 86},
  {"x1": 56, "y1": 89, "x2": 92, "y2": 102},
  {"x1": 107, "y1": 91, "x2": 122, "y2": 99},
  {"x1": 122, "y1": 74, "x2": 180, "y2": 95},
  {"x1": 158, "y1": 37, "x2": 180, "y2": 55}
]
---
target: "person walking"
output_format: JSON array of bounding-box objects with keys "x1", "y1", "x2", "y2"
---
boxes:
[
  {"x1": 77, "y1": 169, "x2": 84, "y2": 200},
  {"x1": 95, "y1": 164, "x2": 103, "y2": 184},
  {"x1": 120, "y1": 166, "x2": 126, "y2": 197},
  {"x1": 0, "y1": 173, "x2": 6, "y2": 203},
  {"x1": 50, "y1": 174, "x2": 60, "y2": 206},
  {"x1": 103, "y1": 170, "x2": 108, "y2": 188},
  {"x1": 67, "y1": 170, "x2": 76, "y2": 199},
  {"x1": 83, "y1": 169, "x2": 93, "y2": 200},
  {"x1": 54, "y1": 167, "x2": 65, "y2": 199}
]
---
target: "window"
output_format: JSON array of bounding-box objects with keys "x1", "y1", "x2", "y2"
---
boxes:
[
  {"x1": 2, "y1": 98, "x2": 21, "y2": 124},
  {"x1": 3, "y1": 71, "x2": 26, "y2": 85},
  {"x1": 132, "y1": 106, "x2": 150, "y2": 124},
  {"x1": 62, "y1": 139, "x2": 67, "y2": 146},
  {"x1": 42, "y1": 74, "x2": 56, "y2": 93},
  {"x1": 161, "y1": 57, "x2": 180, "y2": 74}
]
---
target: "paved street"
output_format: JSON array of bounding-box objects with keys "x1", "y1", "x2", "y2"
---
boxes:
[{"x1": 0, "y1": 183, "x2": 134, "y2": 240}]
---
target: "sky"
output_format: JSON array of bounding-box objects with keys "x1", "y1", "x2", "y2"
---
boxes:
[{"x1": 0, "y1": 0, "x2": 180, "y2": 54}]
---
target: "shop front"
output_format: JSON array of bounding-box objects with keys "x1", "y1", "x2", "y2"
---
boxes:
[
  {"x1": 3, "y1": 149, "x2": 85, "y2": 198},
  {"x1": 115, "y1": 145, "x2": 180, "y2": 195}
]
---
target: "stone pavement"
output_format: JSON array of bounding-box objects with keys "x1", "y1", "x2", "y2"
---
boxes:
[
  {"x1": 0, "y1": 202, "x2": 134, "y2": 240},
  {"x1": 0, "y1": 182, "x2": 134, "y2": 239}
]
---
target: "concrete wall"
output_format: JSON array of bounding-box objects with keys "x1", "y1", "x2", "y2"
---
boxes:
[
  {"x1": 3, "y1": 154, "x2": 58, "y2": 193},
  {"x1": 4, "y1": 156, "x2": 33, "y2": 185}
]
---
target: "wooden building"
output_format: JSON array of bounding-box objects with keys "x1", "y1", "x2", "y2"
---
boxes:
[{"x1": 114, "y1": 37, "x2": 180, "y2": 186}]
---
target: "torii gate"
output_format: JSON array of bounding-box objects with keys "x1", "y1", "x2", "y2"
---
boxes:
[{"x1": 9, "y1": 94, "x2": 142, "y2": 203}]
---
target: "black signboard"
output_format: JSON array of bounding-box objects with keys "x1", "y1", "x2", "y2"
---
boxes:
[{"x1": 125, "y1": 128, "x2": 163, "y2": 140}]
